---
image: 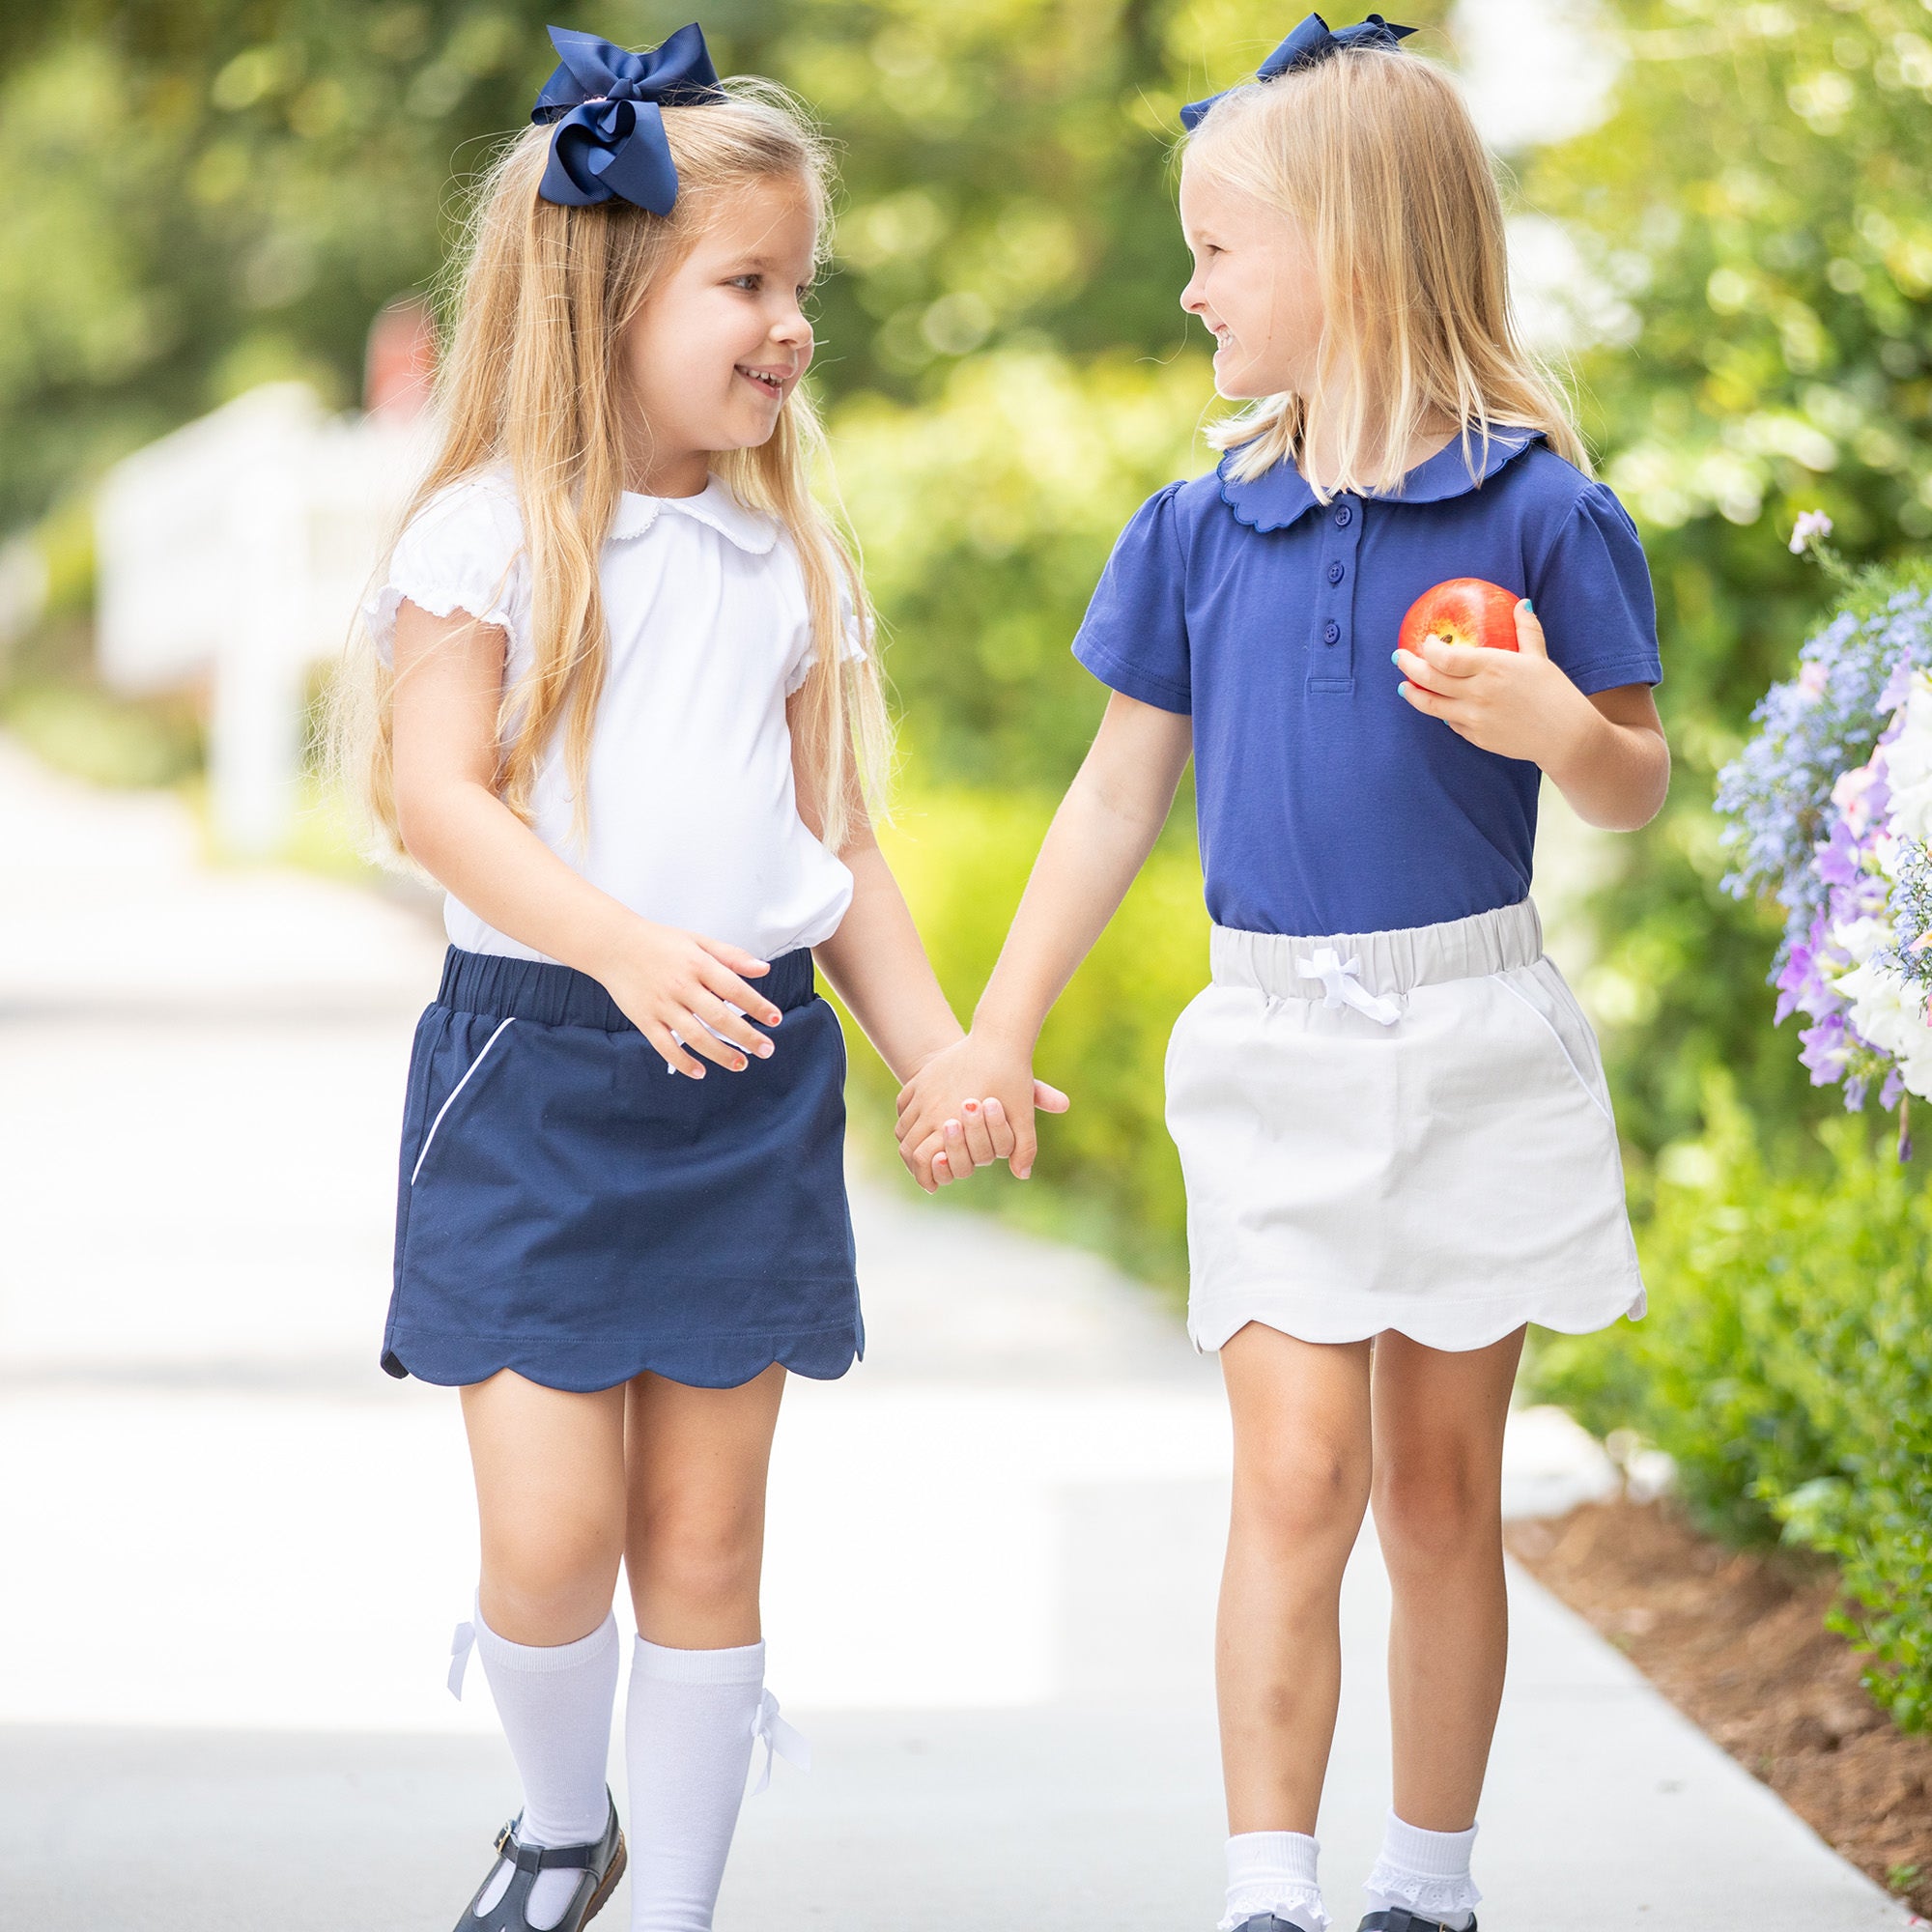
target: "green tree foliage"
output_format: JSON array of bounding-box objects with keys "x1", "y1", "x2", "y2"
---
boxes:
[
  {"x1": 0, "y1": 0, "x2": 1454, "y2": 531},
  {"x1": 834, "y1": 345, "x2": 1210, "y2": 781},
  {"x1": 1522, "y1": 0, "x2": 1932, "y2": 1161}
]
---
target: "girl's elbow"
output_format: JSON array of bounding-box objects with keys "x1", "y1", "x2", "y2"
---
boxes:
[
  {"x1": 393, "y1": 788, "x2": 448, "y2": 870},
  {"x1": 1593, "y1": 769, "x2": 1670, "y2": 834}
]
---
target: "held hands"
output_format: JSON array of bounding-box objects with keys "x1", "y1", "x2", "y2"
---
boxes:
[
  {"x1": 600, "y1": 922, "x2": 784, "y2": 1078},
  {"x1": 894, "y1": 1032, "x2": 1071, "y2": 1194},
  {"x1": 1394, "y1": 600, "x2": 1596, "y2": 769}
]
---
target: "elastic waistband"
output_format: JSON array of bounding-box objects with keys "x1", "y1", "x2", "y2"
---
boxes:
[
  {"x1": 435, "y1": 946, "x2": 817, "y2": 1030},
  {"x1": 1209, "y1": 897, "x2": 1543, "y2": 1002}
]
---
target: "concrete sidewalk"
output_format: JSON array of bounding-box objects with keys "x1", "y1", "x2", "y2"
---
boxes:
[{"x1": 0, "y1": 739, "x2": 1911, "y2": 1929}]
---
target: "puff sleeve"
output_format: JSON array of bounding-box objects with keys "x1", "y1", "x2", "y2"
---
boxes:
[
  {"x1": 782, "y1": 571, "x2": 871, "y2": 696},
  {"x1": 1527, "y1": 481, "x2": 1662, "y2": 695},
  {"x1": 360, "y1": 475, "x2": 529, "y2": 668},
  {"x1": 1071, "y1": 482, "x2": 1192, "y2": 714}
]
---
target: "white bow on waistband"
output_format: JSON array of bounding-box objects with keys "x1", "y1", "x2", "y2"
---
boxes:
[{"x1": 1297, "y1": 946, "x2": 1401, "y2": 1027}]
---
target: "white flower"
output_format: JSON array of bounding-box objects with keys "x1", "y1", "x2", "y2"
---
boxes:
[
  {"x1": 1789, "y1": 509, "x2": 1834, "y2": 554},
  {"x1": 1885, "y1": 672, "x2": 1932, "y2": 845},
  {"x1": 1837, "y1": 958, "x2": 1932, "y2": 1099},
  {"x1": 1832, "y1": 914, "x2": 1889, "y2": 967}
]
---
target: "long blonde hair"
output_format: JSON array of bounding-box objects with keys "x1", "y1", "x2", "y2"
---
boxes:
[
  {"x1": 341, "y1": 80, "x2": 888, "y2": 861},
  {"x1": 1184, "y1": 43, "x2": 1588, "y2": 496}
]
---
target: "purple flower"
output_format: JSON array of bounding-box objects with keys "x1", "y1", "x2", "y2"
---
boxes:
[
  {"x1": 1800, "y1": 1011, "x2": 1853, "y2": 1085},
  {"x1": 1717, "y1": 574, "x2": 1932, "y2": 1119}
]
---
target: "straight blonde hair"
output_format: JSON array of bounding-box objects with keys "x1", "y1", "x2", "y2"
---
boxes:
[
  {"x1": 338, "y1": 80, "x2": 888, "y2": 862},
  {"x1": 1184, "y1": 43, "x2": 1588, "y2": 496}
]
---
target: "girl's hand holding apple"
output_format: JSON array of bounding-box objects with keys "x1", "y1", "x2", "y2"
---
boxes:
[{"x1": 1393, "y1": 588, "x2": 1600, "y2": 771}]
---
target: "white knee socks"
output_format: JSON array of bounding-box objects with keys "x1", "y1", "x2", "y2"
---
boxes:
[
  {"x1": 466, "y1": 1604, "x2": 620, "y2": 1931},
  {"x1": 1221, "y1": 1831, "x2": 1330, "y2": 1932},
  {"x1": 1361, "y1": 1812, "x2": 1480, "y2": 1929},
  {"x1": 624, "y1": 1636, "x2": 771, "y2": 1932}
]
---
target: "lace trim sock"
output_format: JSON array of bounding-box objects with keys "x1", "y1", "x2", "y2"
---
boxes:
[
  {"x1": 468, "y1": 1602, "x2": 620, "y2": 1931},
  {"x1": 1219, "y1": 1831, "x2": 1330, "y2": 1932},
  {"x1": 1361, "y1": 1811, "x2": 1481, "y2": 1930},
  {"x1": 625, "y1": 1636, "x2": 768, "y2": 1932}
]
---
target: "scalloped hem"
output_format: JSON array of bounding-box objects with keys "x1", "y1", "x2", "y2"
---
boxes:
[
  {"x1": 1187, "y1": 1277, "x2": 1645, "y2": 1355},
  {"x1": 380, "y1": 1320, "x2": 863, "y2": 1392}
]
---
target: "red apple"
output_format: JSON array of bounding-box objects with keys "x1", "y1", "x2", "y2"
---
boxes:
[{"x1": 1398, "y1": 578, "x2": 1521, "y2": 658}]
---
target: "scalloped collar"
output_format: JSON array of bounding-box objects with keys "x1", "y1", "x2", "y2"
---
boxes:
[
  {"x1": 610, "y1": 476, "x2": 779, "y2": 553},
  {"x1": 1218, "y1": 426, "x2": 1545, "y2": 534}
]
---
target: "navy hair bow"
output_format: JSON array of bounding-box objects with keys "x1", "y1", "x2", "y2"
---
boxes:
[
  {"x1": 1180, "y1": 13, "x2": 1416, "y2": 130},
  {"x1": 531, "y1": 23, "x2": 727, "y2": 213}
]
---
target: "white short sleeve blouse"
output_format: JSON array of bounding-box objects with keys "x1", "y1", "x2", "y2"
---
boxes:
[{"x1": 362, "y1": 469, "x2": 857, "y2": 964}]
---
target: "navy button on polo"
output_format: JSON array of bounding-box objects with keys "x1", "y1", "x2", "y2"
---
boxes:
[{"x1": 1070, "y1": 428, "x2": 1662, "y2": 936}]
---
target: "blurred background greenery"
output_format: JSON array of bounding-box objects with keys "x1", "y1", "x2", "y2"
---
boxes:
[{"x1": 5, "y1": 0, "x2": 1932, "y2": 1278}]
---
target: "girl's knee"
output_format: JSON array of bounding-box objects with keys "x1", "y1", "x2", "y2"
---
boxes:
[
  {"x1": 481, "y1": 1511, "x2": 624, "y2": 1621},
  {"x1": 1233, "y1": 1437, "x2": 1372, "y2": 1554},
  {"x1": 633, "y1": 1496, "x2": 763, "y2": 1615},
  {"x1": 1373, "y1": 1442, "x2": 1499, "y2": 1567}
]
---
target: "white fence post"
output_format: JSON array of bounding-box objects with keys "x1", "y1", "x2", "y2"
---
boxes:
[{"x1": 96, "y1": 382, "x2": 423, "y2": 856}]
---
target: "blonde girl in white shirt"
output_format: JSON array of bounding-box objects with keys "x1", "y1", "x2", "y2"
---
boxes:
[{"x1": 340, "y1": 25, "x2": 1053, "y2": 1932}]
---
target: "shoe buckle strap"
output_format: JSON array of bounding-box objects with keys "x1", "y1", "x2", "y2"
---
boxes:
[{"x1": 509, "y1": 1836, "x2": 594, "y2": 1875}]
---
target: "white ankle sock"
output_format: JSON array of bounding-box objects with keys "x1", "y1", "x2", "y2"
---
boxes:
[
  {"x1": 624, "y1": 1636, "x2": 768, "y2": 1932},
  {"x1": 1362, "y1": 1812, "x2": 1481, "y2": 1929},
  {"x1": 1220, "y1": 1831, "x2": 1329, "y2": 1932},
  {"x1": 468, "y1": 1604, "x2": 619, "y2": 1932}
]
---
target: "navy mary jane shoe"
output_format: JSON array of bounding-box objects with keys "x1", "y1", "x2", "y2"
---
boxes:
[
  {"x1": 454, "y1": 1793, "x2": 626, "y2": 1932},
  {"x1": 1358, "y1": 1912, "x2": 1477, "y2": 1932}
]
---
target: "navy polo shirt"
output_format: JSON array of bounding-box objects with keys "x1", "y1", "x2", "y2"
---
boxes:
[{"x1": 1071, "y1": 429, "x2": 1662, "y2": 937}]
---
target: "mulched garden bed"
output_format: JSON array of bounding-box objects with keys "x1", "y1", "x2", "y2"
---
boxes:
[{"x1": 1505, "y1": 1496, "x2": 1932, "y2": 1919}]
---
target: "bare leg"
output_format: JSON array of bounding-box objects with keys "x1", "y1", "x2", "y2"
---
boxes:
[
  {"x1": 462, "y1": 1369, "x2": 630, "y2": 1643},
  {"x1": 1370, "y1": 1326, "x2": 1524, "y2": 1831},
  {"x1": 622, "y1": 1363, "x2": 787, "y2": 1649},
  {"x1": 1217, "y1": 1323, "x2": 1375, "y2": 1834}
]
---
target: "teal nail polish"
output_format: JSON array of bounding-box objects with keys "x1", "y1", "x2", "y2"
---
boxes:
[
  {"x1": 1520, "y1": 597, "x2": 1534, "y2": 613},
  {"x1": 1390, "y1": 650, "x2": 1400, "y2": 664}
]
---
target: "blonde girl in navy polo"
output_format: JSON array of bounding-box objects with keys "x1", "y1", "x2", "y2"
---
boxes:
[
  {"x1": 339, "y1": 25, "x2": 1050, "y2": 1932},
  {"x1": 896, "y1": 16, "x2": 1668, "y2": 1932}
]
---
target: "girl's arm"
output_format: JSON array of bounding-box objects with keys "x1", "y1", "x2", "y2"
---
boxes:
[
  {"x1": 807, "y1": 814, "x2": 962, "y2": 1085},
  {"x1": 893, "y1": 692, "x2": 1195, "y2": 1191},
  {"x1": 390, "y1": 602, "x2": 783, "y2": 1077},
  {"x1": 792, "y1": 694, "x2": 1067, "y2": 1176},
  {"x1": 1394, "y1": 601, "x2": 1669, "y2": 831}
]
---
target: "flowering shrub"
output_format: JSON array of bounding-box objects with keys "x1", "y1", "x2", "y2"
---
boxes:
[
  {"x1": 1529, "y1": 1078, "x2": 1932, "y2": 1733},
  {"x1": 1715, "y1": 533, "x2": 1932, "y2": 1126}
]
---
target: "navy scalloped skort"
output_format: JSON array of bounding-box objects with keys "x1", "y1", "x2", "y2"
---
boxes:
[{"x1": 383, "y1": 947, "x2": 861, "y2": 1393}]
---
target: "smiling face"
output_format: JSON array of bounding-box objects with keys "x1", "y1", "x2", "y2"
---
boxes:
[
  {"x1": 619, "y1": 174, "x2": 817, "y2": 496},
  {"x1": 1178, "y1": 157, "x2": 1324, "y2": 402}
]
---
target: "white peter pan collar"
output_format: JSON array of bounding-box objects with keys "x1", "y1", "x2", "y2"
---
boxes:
[{"x1": 610, "y1": 477, "x2": 779, "y2": 554}]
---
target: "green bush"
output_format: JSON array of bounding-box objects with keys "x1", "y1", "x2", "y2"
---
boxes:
[
  {"x1": 840, "y1": 784, "x2": 1208, "y2": 1288},
  {"x1": 0, "y1": 676, "x2": 201, "y2": 788},
  {"x1": 1531, "y1": 1081, "x2": 1932, "y2": 1729}
]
